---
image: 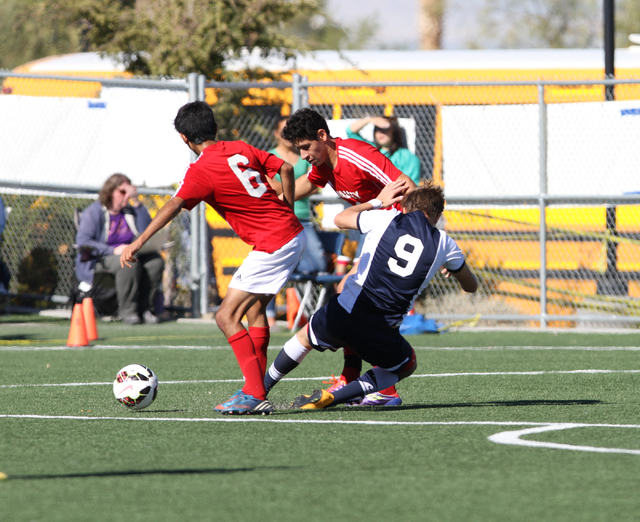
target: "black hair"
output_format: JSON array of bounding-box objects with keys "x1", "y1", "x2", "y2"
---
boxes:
[
  {"x1": 281, "y1": 108, "x2": 330, "y2": 144},
  {"x1": 174, "y1": 101, "x2": 218, "y2": 144},
  {"x1": 401, "y1": 181, "x2": 445, "y2": 217},
  {"x1": 373, "y1": 116, "x2": 404, "y2": 156}
]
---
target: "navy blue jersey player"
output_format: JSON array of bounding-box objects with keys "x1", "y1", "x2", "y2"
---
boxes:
[{"x1": 264, "y1": 179, "x2": 478, "y2": 409}]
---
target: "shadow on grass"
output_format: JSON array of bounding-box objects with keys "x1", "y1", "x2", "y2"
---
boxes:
[
  {"x1": 0, "y1": 335, "x2": 36, "y2": 341},
  {"x1": 274, "y1": 399, "x2": 602, "y2": 415},
  {"x1": 7, "y1": 466, "x2": 293, "y2": 481}
]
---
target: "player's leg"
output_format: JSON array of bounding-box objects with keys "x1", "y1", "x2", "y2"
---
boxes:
[
  {"x1": 331, "y1": 348, "x2": 416, "y2": 406},
  {"x1": 293, "y1": 318, "x2": 416, "y2": 409},
  {"x1": 265, "y1": 294, "x2": 345, "y2": 395},
  {"x1": 331, "y1": 259, "x2": 399, "y2": 401},
  {"x1": 244, "y1": 294, "x2": 274, "y2": 375},
  {"x1": 214, "y1": 287, "x2": 269, "y2": 402},
  {"x1": 264, "y1": 327, "x2": 313, "y2": 393},
  {"x1": 325, "y1": 261, "x2": 362, "y2": 392},
  {"x1": 214, "y1": 231, "x2": 306, "y2": 414}
]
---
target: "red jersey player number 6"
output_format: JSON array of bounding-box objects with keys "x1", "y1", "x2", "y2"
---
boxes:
[{"x1": 228, "y1": 154, "x2": 268, "y2": 198}]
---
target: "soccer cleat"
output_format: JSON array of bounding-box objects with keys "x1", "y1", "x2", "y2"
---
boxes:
[
  {"x1": 324, "y1": 375, "x2": 347, "y2": 393},
  {"x1": 213, "y1": 389, "x2": 244, "y2": 411},
  {"x1": 291, "y1": 389, "x2": 335, "y2": 410},
  {"x1": 214, "y1": 391, "x2": 274, "y2": 415},
  {"x1": 359, "y1": 391, "x2": 402, "y2": 407}
]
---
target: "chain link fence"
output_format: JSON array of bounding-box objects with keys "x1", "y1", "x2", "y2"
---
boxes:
[{"x1": 1, "y1": 69, "x2": 640, "y2": 327}]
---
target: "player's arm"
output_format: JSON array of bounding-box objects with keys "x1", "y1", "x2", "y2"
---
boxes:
[
  {"x1": 293, "y1": 175, "x2": 318, "y2": 201},
  {"x1": 396, "y1": 173, "x2": 417, "y2": 193},
  {"x1": 334, "y1": 179, "x2": 408, "y2": 230},
  {"x1": 441, "y1": 264, "x2": 478, "y2": 293},
  {"x1": 120, "y1": 197, "x2": 185, "y2": 268},
  {"x1": 278, "y1": 161, "x2": 295, "y2": 210},
  {"x1": 265, "y1": 175, "x2": 282, "y2": 195}
]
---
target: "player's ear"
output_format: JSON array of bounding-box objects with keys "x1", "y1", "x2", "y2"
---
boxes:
[
  {"x1": 317, "y1": 129, "x2": 328, "y2": 142},
  {"x1": 179, "y1": 133, "x2": 190, "y2": 145}
]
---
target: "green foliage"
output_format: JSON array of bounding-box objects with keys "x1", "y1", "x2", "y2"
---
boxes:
[
  {"x1": 0, "y1": 0, "x2": 85, "y2": 70},
  {"x1": 474, "y1": 0, "x2": 602, "y2": 49},
  {"x1": 16, "y1": 247, "x2": 58, "y2": 295},
  {"x1": 285, "y1": 0, "x2": 379, "y2": 51},
  {"x1": 617, "y1": 0, "x2": 640, "y2": 48},
  {"x1": 470, "y1": 0, "x2": 640, "y2": 50}
]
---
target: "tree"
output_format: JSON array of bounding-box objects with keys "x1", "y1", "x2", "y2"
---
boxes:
[
  {"x1": 0, "y1": 0, "x2": 86, "y2": 70},
  {"x1": 471, "y1": 0, "x2": 601, "y2": 49},
  {"x1": 46, "y1": 0, "x2": 323, "y2": 78},
  {"x1": 285, "y1": 0, "x2": 379, "y2": 51},
  {"x1": 468, "y1": 0, "x2": 640, "y2": 50},
  {"x1": 617, "y1": 0, "x2": 640, "y2": 48}
]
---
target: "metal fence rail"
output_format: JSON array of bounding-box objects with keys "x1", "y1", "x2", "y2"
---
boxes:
[{"x1": 1, "y1": 69, "x2": 639, "y2": 327}]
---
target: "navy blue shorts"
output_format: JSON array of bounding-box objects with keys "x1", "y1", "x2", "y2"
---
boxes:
[{"x1": 307, "y1": 295, "x2": 413, "y2": 371}]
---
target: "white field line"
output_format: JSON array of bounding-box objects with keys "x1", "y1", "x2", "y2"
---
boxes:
[
  {"x1": 2, "y1": 344, "x2": 640, "y2": 352},
  {"x1": 2, "y1": 368, "x2": 640, "y2": 389},
  {"x1": 1, "y1": 415, "x2": 640, "y2": 456},
  {"x1": 488, "y1": 424, "x2": 640, "y2": 456}
]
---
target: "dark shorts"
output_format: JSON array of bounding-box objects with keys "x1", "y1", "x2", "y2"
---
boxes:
[{"x1": 307, "y1": 294, "x2": 413, "y2": 371}]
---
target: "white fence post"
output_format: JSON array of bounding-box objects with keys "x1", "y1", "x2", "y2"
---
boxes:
[{"x1": 538, "y1": 83, "x2": 548, "y2": 329}]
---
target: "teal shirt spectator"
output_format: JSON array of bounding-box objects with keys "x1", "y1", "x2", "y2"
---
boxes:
[
  {"x1": 346, "y1": 126, "x2": 421, "y2": 185},
  {"x1": 269, "y1": 149, "x2": 312, "y2": 221}
]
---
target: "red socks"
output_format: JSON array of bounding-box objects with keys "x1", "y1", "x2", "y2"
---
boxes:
[
  {"x1": 379, "y1": 385, "x2": 398, "y2": 396},
  {"x1": 248, "y1": 326, "x2": 270, "y2": 376},
  {"x1": 341, "y1": 346, "x2": 363, "y2": 383},
  {"x1": 228, "y1": 329, "x2": 266, "y2": 400}
]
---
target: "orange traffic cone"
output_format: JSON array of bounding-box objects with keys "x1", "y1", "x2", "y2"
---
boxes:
[
  {"x1": 286, "y1": 287, "x2": 307, "y2": 329},
  {"x1": 67, "y1": 303, "x2": 89, "y2": 347},
  {"x1": 82, "y1": 297, "x2": 98, "y2": 341}
]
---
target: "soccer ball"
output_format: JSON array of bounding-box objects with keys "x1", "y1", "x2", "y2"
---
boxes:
[{"x1": 113, "y1": 364, "x2": 158, "y2": 410}]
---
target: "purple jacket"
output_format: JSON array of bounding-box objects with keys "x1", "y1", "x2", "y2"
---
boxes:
[{"x1": 75, "y1": 200, "x2": 152, "y2": 285}]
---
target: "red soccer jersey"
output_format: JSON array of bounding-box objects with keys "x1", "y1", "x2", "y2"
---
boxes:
[
  {"x1": 307, "y1": 137, "x2": 405, "y2": 206},
  {"x1": 174, "y1": 141, "x2": 303, "y2": 253}
]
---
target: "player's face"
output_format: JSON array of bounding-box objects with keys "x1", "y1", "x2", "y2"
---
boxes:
[
  {"x1": 295, "y1": 139, "x2": 323, "y2": 165},
  {"x1": 295, "y1": 132, "x2": 329, "y2": 166}
]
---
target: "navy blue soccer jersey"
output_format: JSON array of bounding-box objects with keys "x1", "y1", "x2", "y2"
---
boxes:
[{"x1": 338, "y1": 208, "x2": 465, "y2": 327}]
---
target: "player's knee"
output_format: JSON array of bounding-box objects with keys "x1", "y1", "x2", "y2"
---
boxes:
[
  {"x1": 397, "y1": 359, "x2": 417, "y2": 380},
  {"x1": 396, "y1": 349, "x2": 417, "y2": 380},
  {"x1": 214, "y1": 306, "x2": 233, "y2": 333}
]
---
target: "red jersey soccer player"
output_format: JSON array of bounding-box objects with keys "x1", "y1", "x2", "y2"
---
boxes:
[
  {"x1": 121, "y1": 101, "x2": 305, "y2": 415},
  {"x1": 280, "y1": 108, "x2": 417, "y2": 406}
]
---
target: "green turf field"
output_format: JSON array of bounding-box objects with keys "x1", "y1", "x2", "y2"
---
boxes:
[{"x1": 1, "y1": 317, "x2": 639, "y2": 521}]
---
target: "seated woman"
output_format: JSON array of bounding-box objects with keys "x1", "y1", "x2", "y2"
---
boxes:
[
  {"x1": 347, "y1": 116, "x2": 422, "y2": 185},
  {"x1": 75, "y1": 173, "x2": 164, "y2": 325}
]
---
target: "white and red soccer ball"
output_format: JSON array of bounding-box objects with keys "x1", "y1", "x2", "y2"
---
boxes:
[{"x1": 113, "y1": 364, "x2": 158, "y2": 410}]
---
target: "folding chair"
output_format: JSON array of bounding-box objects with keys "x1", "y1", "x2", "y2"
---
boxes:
[{"x1": 289, "y1": 231, "x2": 346, "y2": 330}]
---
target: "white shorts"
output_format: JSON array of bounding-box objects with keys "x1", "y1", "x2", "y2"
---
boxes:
[{"x1": 228, "y1": 231, "x2": 306, "y2": 295}]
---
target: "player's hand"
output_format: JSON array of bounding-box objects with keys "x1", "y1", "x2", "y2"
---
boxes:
[
  {"x1": 113, "y1": 244, "x2": 127, "y2": 256},
  {"x1": 120, "y1": 240, "x2": 142, "y2": 268},
  {"x1": 441, "y1": 267, "x2": 451, "y2": 279},
  {"x1": 377, "y1": 179, "x2": 408, "y2": 208}
]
